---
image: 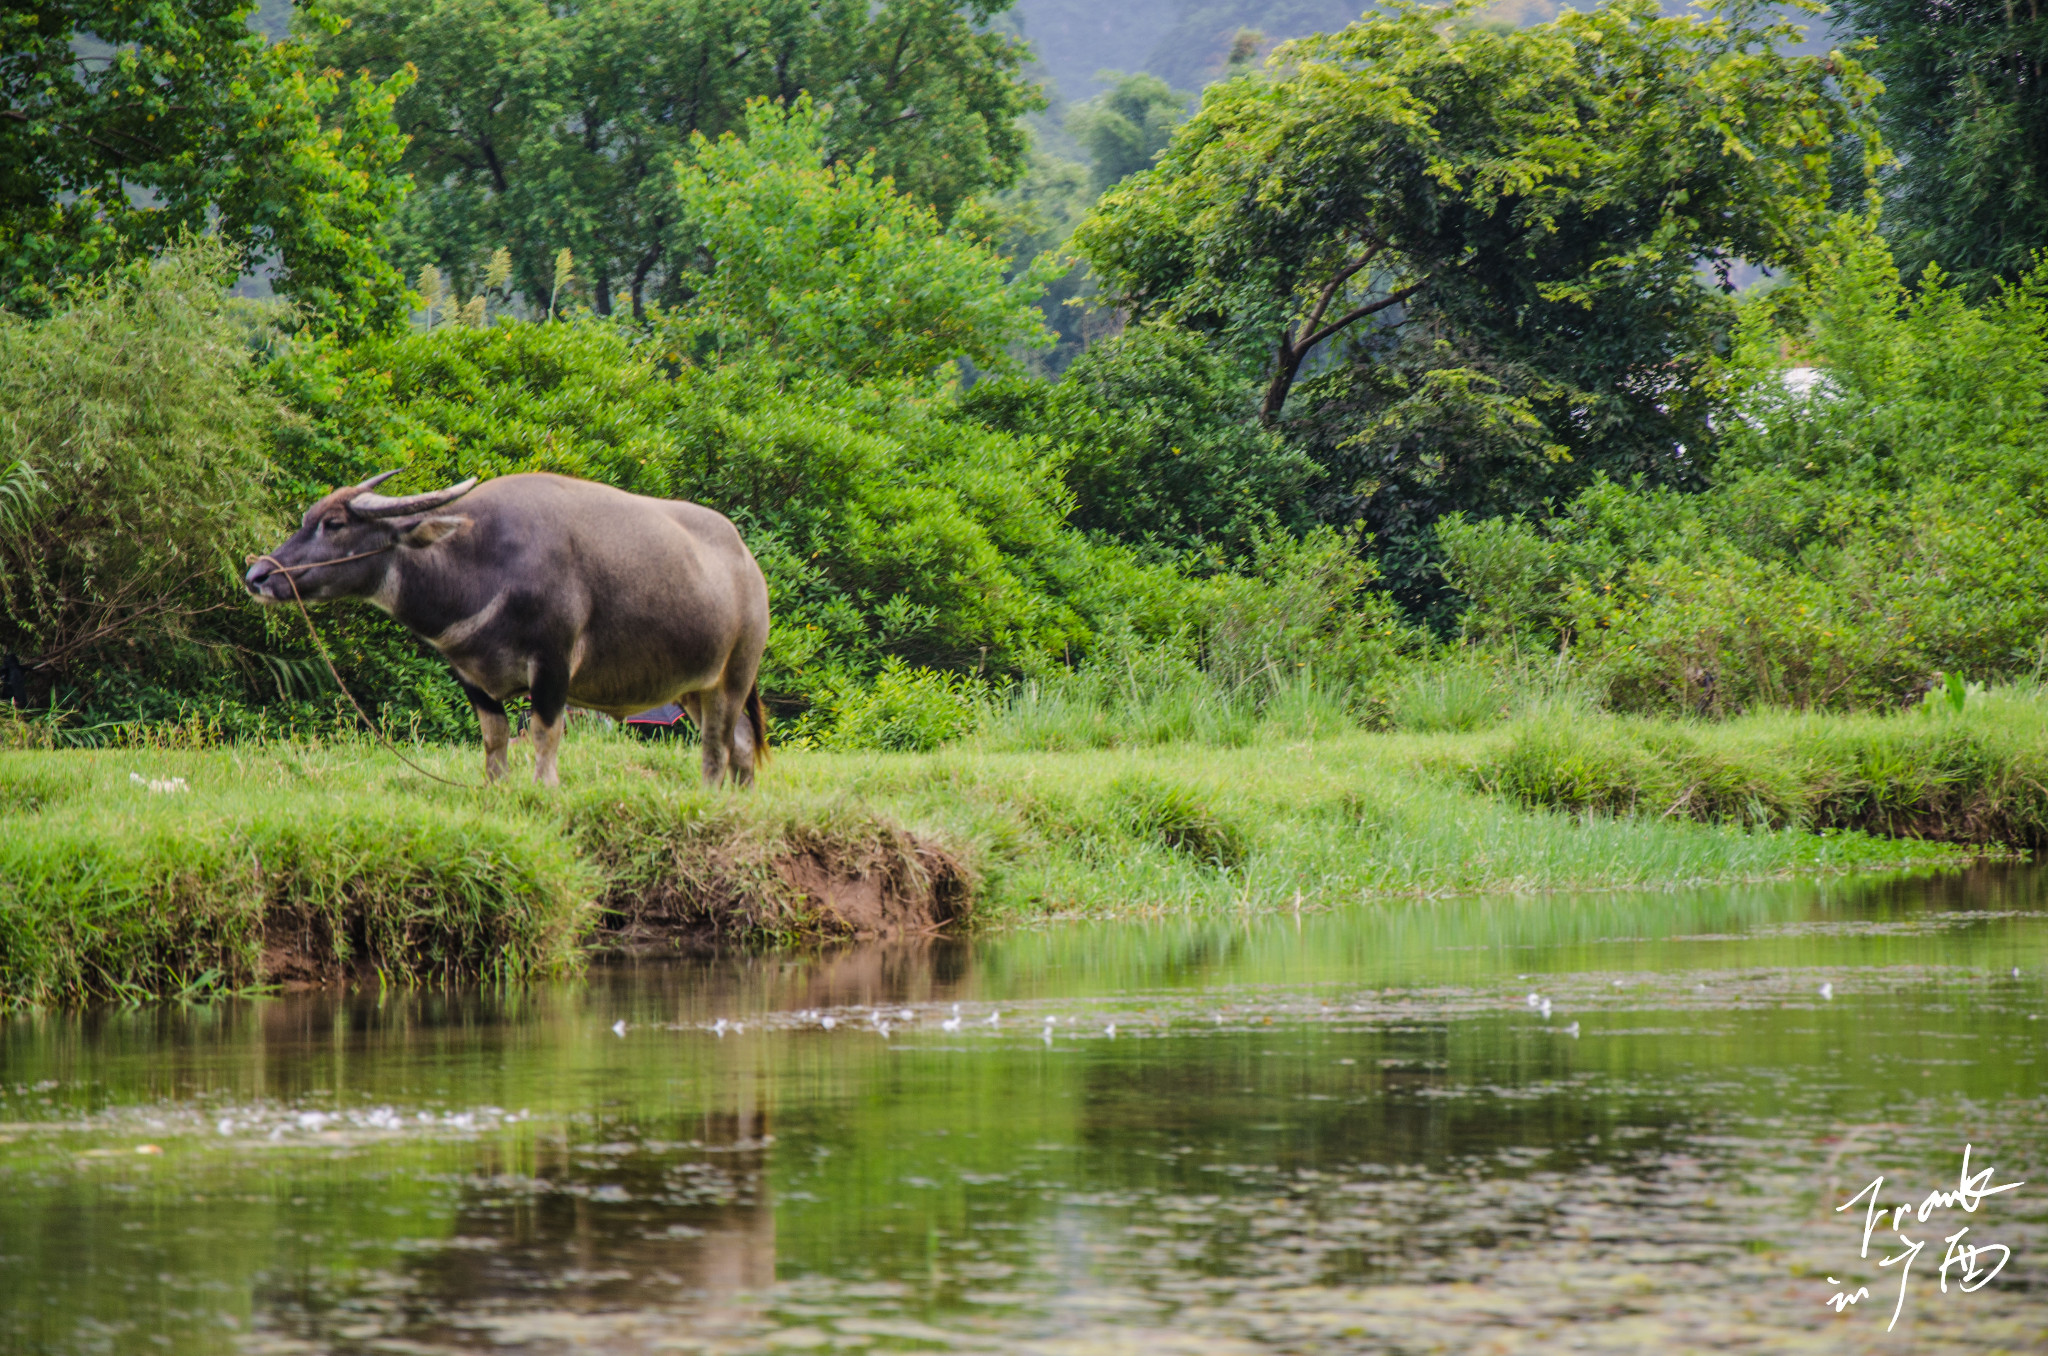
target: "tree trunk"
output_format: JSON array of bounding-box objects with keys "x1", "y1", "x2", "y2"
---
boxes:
[
  {"x1": 1260, "y1": 337, "x2": 1305, "y2": 425},
  {"x1": 630, "y1": 247, "x2": 661, "y2": 320}
]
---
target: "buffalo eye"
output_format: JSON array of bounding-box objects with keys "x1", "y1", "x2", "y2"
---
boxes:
[{"x1": 321, "y1": 515, "x2": 347, "y2": 532}]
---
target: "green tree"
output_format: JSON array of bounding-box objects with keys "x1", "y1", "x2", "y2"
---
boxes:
[
  {"x1": 674, "y1": 97, "x2": 1055, "y2": 381},
  {"x1": 963, "y1": 327, "x2": 1317, "y2": 558},
  {"x1": 309, "y1": 0, "x2": 1042, "y2": 318},
  {"x1": 0, "y1": 0, "x2": 413, "y2": 331},
  {"x1": 1833, "y1": 0, "x2": 2048, "y2": 291},
  {"x1": 1068, "y1": 71, "x2": 1190, "y2": 193},
  {"x1": 1077, "y1": 0, "x2": 1878, "y2": 424},
  {"x1": 1073, "y1": 0, "x2": 1878, "y2": 619}
]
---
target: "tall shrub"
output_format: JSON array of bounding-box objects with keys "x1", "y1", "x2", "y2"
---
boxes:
[
  {"x1": 0, "y1": 247, "x2": 282, "y2": 695},
  {"x1": 674, "y1": 96, "x2": 1056, "y2": 380}
]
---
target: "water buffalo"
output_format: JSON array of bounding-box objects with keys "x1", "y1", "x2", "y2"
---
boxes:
[{"x1": 245, "y1": 471, "x2": 769, "y2": 787}]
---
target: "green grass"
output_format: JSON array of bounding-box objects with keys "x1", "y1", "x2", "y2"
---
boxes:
[
  {"x1": 6, "y1": 695, "x2": 2024, "y2": 1003},
  {"x1": 1452, "y1": 688, "x2": 2048, "y2": 842},
  {"x1": 787, "y1": 738, "x2": 1958, "y2": 921}
]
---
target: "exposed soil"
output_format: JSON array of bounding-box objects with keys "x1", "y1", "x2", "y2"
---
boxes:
[
  {"x1": 257, "y1": 906, "x2": 443, "y2": 989},
  {"x1": 259, "y1": 911, "x2": 347, "y2": 989},
  {"x1": 771, "y1": 843, "x2": 969, "y2": 938},
  {"x1": 595, "y1": 827, "x2": 973, "y2": 953}
]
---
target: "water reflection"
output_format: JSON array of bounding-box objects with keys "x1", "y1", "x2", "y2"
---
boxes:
[{"x1": 2, "y1": 866, "x2": 2046, "y2": 1353}]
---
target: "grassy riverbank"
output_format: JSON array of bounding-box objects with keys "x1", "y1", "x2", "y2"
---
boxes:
[
  {"x1": 11, "y1": 695, "x2": 2045, "y2": 1004},
  {"x1": 1457, "y1": 690, "x2": 2048, "y2": 839}
]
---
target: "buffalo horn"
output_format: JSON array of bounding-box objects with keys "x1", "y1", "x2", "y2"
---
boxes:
[{"x1": 352, "y1": 476, "x2": 480, "y2": 518}]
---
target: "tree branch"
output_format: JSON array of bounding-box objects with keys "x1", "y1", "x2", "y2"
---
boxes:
[
  {"x1": 1299, "y1": 279, "x2": 1426, "y2": 353},
  {"x1": 1299, "y1": 244, "x2": 1383, "y2": 339},
  {"x1": 1260, "y1": 278, "x2": 1428, "y2": 424}
]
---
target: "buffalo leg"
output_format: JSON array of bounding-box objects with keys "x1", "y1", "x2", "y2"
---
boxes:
[
  {"x1": 460, "y1": 679, "x2": 512, "y2": 783},
  {"x1": 696, "y1": 686, "x2": 735, "y2": 786},
  {"x1": 530, "y1": 655, "x2": 571, "y2": 787},
  {"x1": 725, "y1": 677, "x2": 758, "y2": 788}
]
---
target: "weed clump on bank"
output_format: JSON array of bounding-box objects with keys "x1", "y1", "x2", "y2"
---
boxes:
[
  {"x1": 564, "y1": 783, "x2": 972, "y2": 945},
  {"x1": 1104, "y1": 776, "x2": 1252, "y2": 870},
  {"x1": 0, "y1": 795, "x2": 593, "y2": 1005},
  {"x1": 1460, "y1": 692, "x2": 2048, "y2": 844}
]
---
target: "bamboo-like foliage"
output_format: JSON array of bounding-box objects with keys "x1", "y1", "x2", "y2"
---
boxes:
[
  {"x1": 0, "y1": 459, "x2": 48, "y2": 543},
  {"x1": 484, "y1": 247, "x2": 512, "y2": 296},
  {"x1": 549, "y1": 248, "x2": 574, "y2": 319},
  {"x1": 0, "y1": 244, "x2": 282, "y2": 680},
  {"x1": 416, "y1": 264, "x2": 446, "y2": 328}
]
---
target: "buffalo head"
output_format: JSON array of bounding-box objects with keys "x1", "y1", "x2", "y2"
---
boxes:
[{"x1": 245, "y1": 470, "x2": 478, "y2": 604}]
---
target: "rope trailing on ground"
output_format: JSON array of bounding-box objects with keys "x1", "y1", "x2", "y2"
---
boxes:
[{"x1": 251, "y1": 552, "x2": 483, "y2": 790}]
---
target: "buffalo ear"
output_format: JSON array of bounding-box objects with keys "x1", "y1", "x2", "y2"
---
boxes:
[{"x1": 400, "y1": 515, "x2": 470, "y2": 548}]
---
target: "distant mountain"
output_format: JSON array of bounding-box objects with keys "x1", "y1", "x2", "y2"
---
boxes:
[
  {"x1": 1002, "y1": 0, "x2": 1366, "y2": 103},
  {"x1": 1002, "y1": 0, "x2": 1839, "y2": 104}
]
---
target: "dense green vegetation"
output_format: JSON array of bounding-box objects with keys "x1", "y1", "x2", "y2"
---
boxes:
[
  {"x1": 10, "y1": 0, "x2": 2048, "y2": 950},
  {"x1": 3, "y1": 0, "x2": 1916, "y2": 740},
  {"x1": 1835, "y1": 0, "x2": 2048, "y2": 293},
  {"x1": 1441, "y1": 222, "x2": 2048, "y2": 715},
  {"x1": 307, "y1": 0, "x2": 1040, "y2": 317},
  {"x1": 2, "y1": 0, "x2": 412, "y2": 329}
]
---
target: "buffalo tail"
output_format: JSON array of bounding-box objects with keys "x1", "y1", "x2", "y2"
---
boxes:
[{"x1": 746, "y1": 681, "x2": 770, "y2": 764}]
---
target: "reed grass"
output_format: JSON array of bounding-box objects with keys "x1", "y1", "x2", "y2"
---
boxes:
[
  {"x1": 1455, "y1": 688, "x2": 2048, "y2": 843},
  {"x1": 7, "y1": 694, "x2": 2033, "y2": 1004}
]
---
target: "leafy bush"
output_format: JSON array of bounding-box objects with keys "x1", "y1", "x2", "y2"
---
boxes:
[
  {"x1": 980, "y1": 525, "x2": 1424, "y2": 749},
  {"x1": 675, "y1": 96, "x2": 1055, "y2": 380},
  {"x1": 645, "y1": 366, "x2": 1098, "y2": 692},
  {"x1": 806, "y1": 659, "x2": 988, "y2": 752},
  {"x1": 275, "y1": 319, "x2": 1113, "y2": 713},
  {"x1": 0, "y1": 247, "x2": 283, "y2": 699},
  {"x1": 1173, "y1": 524, "x2": 1422, "y2": 698},
  {"x1": 1443, "y1": 222, "x2": 2048, "y2": 715}
]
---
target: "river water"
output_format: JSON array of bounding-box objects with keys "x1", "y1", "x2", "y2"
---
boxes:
[{"x1": 3, "y1": 868, "x2": 2046, "y2": 1354}]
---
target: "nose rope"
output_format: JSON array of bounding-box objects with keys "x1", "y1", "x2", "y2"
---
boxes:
[
  {"x1": 252, "y1": 553, "x2": 481, "y2": 790},
  {"x1": 244, "y1": 544, "x2": 396, "y2": 576}
]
